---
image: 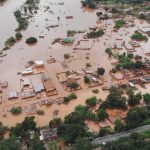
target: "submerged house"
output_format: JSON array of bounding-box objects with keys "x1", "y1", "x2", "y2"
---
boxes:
[
  {"x1": 39, "y1": 128, "x2": 57, "y2": 141},
  {"x1": 139, "y1": 26, "x2": 150, "y2": 36},
  {"x1": 63, "y1": 38, "x2": 74, "y2": 44},
  {"x1": 41, "y1": 74, "x2": 57, "y2": 95}
]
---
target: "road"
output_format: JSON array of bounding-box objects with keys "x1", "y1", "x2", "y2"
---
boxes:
[{"x1": 92, "y1": 125, "x2": 150, "y2": 145}]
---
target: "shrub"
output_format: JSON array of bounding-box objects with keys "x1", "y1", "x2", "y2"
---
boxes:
[
  {"x1": 87, "y1": 29, "x2": 104, "y2": 38},
  {"x1": 115, "y1": 19, "x2": 126, "y2": 29},
  {"x1": 131, "y1": 31, "x2": 148, "y2": 41},
  {"x1": 14, "y1": 10, "x2": 21, "y2": 18},
  {"x1": 15, "y1": 32, "x2": 22, "y2": 40},
  {"x1": 86, "y1": 63, "x2": 91, "y2": 68},
  {"x1": 64, "y1": 53, "x2": 70, "y2": 59},
  {"x1": 97, "y1": 67, "x2": 105, "y2": 76},
  {"x1": 69, "y1": 82, "x2": 79, "y2": 90},
  {"x1": 26, "y1": 37, "x2": 37, "y2": 44},
  {"x1": 63, "y1": 97, "x2": 70, "y2": 103},
  {"x1": 68, "y1": 93, "x2": 77, "y2": 100},
  {"x1": 97, "y1": 108, "x2": 108, "y2": 121},
  {"x1": 105, "y1": 48, "x2": 112, "y2": 57},
  {"x1": 37, "y1": 110, "x2": 45, "y2": 115},
  {"x1": 86, "y1": 96, "x2": 97, "y2": 107},
  {"x1": 10, "y1": 107, "x2": 22, "y2": 115},
  {"x1": 128, "y1": 92, "x2": 142, "y2": 106},
  {"x1": 5, "y1": 37, "x2": 16, "y2": 47},
  {"x1": 92, "y1": 89, "x2": 99, "y2": 94},
  {"x1": 64, "y1": 93, "x2": 77, "y2": 104},
  {"x1": 143, "y1": 93, "x2": 150, "y2": 105},
  {"x1": 84, "y1": 76, "x2": 90, "y2": 84},
  {"x1": 99, "y1": 127, "x2": 112, "y2": 137}
]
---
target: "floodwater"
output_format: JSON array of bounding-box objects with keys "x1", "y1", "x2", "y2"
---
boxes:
[{"x1": 0, "y1": 0, "x2": 150, "y2": 127}]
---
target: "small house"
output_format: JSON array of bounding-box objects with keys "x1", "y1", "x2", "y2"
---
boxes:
[
  {"x1": 35, "y1": 61, "x2": 44, "y2": 67},
  {"x1": 39, "y1": 128, "x2": 57, "y2": 141}
]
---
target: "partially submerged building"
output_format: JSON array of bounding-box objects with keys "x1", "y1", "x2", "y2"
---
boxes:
[
  {"x1": 39, "y1": 128, "x2": 57, "y2": 141},
  {"x1": 41, "y1": 74, "x2": 57, "y2": 95}
]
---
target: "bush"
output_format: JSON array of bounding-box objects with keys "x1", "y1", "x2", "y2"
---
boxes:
[
  {"x1": 87, "y1": 29, "x2": 104, "y2": 38},
  {"x1": 14, "y1": 10, "x2": 21, "y2": 18},
  {"x1": 92, "y1": 89, "x2": 99, "y2": 94},
  {"x1": 15, "y1": 32, "x2": 22, "y2": 40},
  {"x1": 114, "y1": 19, "x2": 126, "y2": 29},
  {"x1": 97, "y1": 108, "x2": 108, "y2": 121},
  {"x1": 63, "y1": 97, "x2": 71, "y2": 103},
  {"x1": 37, "y1": 110, "x2": 45, "y2": 115},
  {"x1": 101, "y1": 88, "x2": 127, "y2": 110},
  {"x1": 64, "y1": 93, "x2": 77, "y2": 104},
  {"x1": 143, "y1": 93, "x2": 150, "y2": 105},
  {"x1": 84, "y1": 76, "x2": 90, "y2": 84},
  {"x1": 26, "y1": 37, "x2": 37, "y2": 44},
  {"x1": 68, "y1": 93, "x2": 77, "y2": 100},
  {"x1": 69, "y1": 82, "x2": 79, "y2": 90},
  {"x1": 64, "y1": 53, "x2": 70, "y2": 59},
  {"x1": 5, "y1": 37, "x2": 16, "y2": 47},
  {"x1": 86, "y1": 96, "x2": 97, "y2": 107},
  {"x1": 10, "y1": 107, "x2": 22, "y2": 115},
  {"x1": 86, "y1": 63, "x2": 91, "y2": 68},
  {"x1": 105, "y1": 48, "x2": 112, "y2": 57},
  {"x1": 81, "y1": 0, "x2": 96, "y2": 9},
  {"x1": 114, "y1": 119, "x2": 125, "y2": 132},
  {"x1": 126, "y1": 107, "x2": 148, "y2": 129},
  {"x1": 97, "y1": 67, "x2": 105, "y2": 76},
  {"x1": 128, "y1": 92, "x2": 142, "y2": 106},
  {"x1": 131, "y1": 31, "x2": 148, "y2": 41},
  {"x1": 99, "y1": 127, "x2": 112, "y2": 137}
]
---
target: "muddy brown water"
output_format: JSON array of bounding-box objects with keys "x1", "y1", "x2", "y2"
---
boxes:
[{"x1": 0, "y1": 0, "x2": 150, "y2": 127}]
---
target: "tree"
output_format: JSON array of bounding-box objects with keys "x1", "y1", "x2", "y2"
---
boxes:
[
  {"x1": 26, "y1": 37, "x2": 37, "y2": 44},
  {"x1": 114, "y1": 19, "x2": 126, "y2": 29},
  {"x1": 10, "y1": 116, "x2": 37, "y2": 139},
  {"x1": 134, "y1": 55, "x2": 142, "y2": 60},
  {"x1": 105, "y1": 48, "x2": 112, "y2": 57},
  {"x1": 86, "y1": 96, "x2": 97, "y2": 107},
  {"x1": 97, "y1": 108, "x2": 108, "y2": 121},
  {"x1": 29, "y1": 138, "x2": 45, "y2": 150},
  {"x1": 64, "y1": 111, "x2": 86, "y2": 125},
  {"x1": 131, "y1": 31, "x2": 148, "y2": 41},
  {"x1": 75, "y1": 105, "x2": 96, "y2": 121},
  {"x1": 101, "y1": 88, "x2": 127, "y2": 110},
  {"x1": 126, "y1": 107, "x2": 148, "y2": 129},
  {"x1": 69, "y1": 82, "x2": 79, "y2": 90},
  {"x1": 114, "y1": 119, "x2": 125, "y2": 132},
  {"x1": 72, "y1": 138, "x2": 92, "y2": 150},
  {"x1": 14, "y1": 10, "x2": 21, "y2": 18},
  {"x1": 68, "y1": 93, "x2": 77, "y2": 99},
  {"x1": 84, "y1": 76, "x2": 91, "y2": 84},
  {"x1": 64, "y1": 53, "x2": 70, "y2": 59},
  {"x1": 102, "y1": 130, "x2": 150, "y2": 150},
  {"x1": 128, "y1": 92, "x2": 142, "y2": 106},
  {"x1": 15, "y1": 32, "x2": 22, "y2": 40},
  {"x1": 87, "y1": 29, "x2": 104, "y2": 38},
  {"x1": 0, "y1": 136, "x2": 21, "y2": 150},
  {"x1": 22, "y1": 116, "x2": 36, "y2": 131},
  {"x1": 99, "y1": 127, "x2": 112, "y2": 137},
  {"x1": 49, "y1": 118, "x2": 62, "y2": 128},
  {"x1": 10, "y1": 107, "x2": 22, "y2": 115},
  {"x1": 5, "y1": 37, "x2": 16, "y2": 47},
  {"x1": 57, "y1": 124, "x2": 86, "y2": 144},
  {"x1": 143, "y1": 93, "x2": 150, "y2": 105},
  {"x1": 97, "y1": 67, "x2": 105, "y2": 76},
  {"x1": 96, "y1": 11, "x2": 103, "y2": 17},
  {"x1": 0, "y1": 122, "x2": 8, "y2": 140}
]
